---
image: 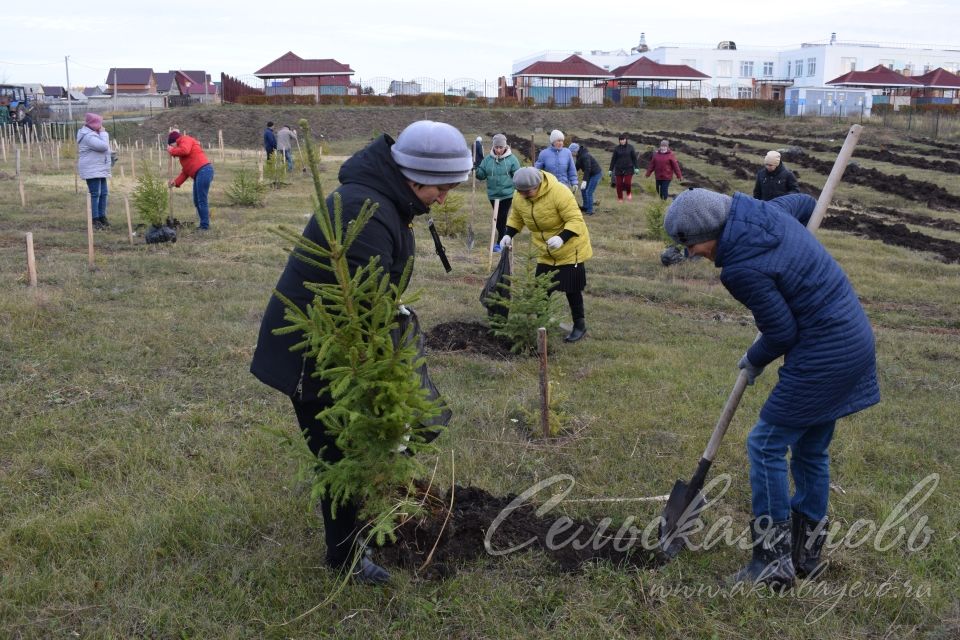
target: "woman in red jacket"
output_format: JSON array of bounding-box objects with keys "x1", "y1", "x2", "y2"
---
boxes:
[
  {"x1": 167, "y1": 131, "x2": 215, "y2": 230},
  {"x1": 645, "y1": 139, "x2": 683, "y2": 201}
]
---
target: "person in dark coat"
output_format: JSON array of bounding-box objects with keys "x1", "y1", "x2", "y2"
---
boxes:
[
  {"x1": 568, "y1": 142, "x2": 602, "y2": 215},
  {"x1": 263, "y1": 121, "x2": 277, "y2": 158},
  {"x1": 608, "y1": 133, "x2": 639, "y2": 202},
  {"x1": 473, "y1": 136, "x2": 484, "y2": 169},
  {"x1": 665, "y1": 189, "x2": 880, "y2": 589},
  {"x1": 250, "y1": 120, "x2": 473, "y2": 584},
  {"x1": 753, "y1": 150, "x2": 799, "y2": 201}
]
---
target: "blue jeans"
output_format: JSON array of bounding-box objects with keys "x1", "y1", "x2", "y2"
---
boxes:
[
  {"x1": 192, "y1": 164, "x2": 214, "y2": 229},
  {"x1": 655, "y1": 179, "x2": 671, "y2": 200},
  {"x1": 85, "y1": 178, "x2": 108, "y2": 219},
  {"x1": 582, "y1": 173, "x2": 602, "y2": 213},
  {"x1": 747, "y1": 417, "x2": 837, "y2": 522},
  {"x1": 283, "y1": 149, "x2": 294, "y2": 172}
]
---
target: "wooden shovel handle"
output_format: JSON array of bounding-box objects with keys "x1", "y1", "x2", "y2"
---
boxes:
[{"x1": 701, "y1": 124, "x2": 863, "y2": 463}]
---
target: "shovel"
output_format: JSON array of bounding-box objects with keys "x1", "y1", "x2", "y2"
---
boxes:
[{"x1": 657, "y1": 124, "x2": 864, "y2": 560}]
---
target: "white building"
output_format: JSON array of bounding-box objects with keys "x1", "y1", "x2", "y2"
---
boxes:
[{"x1": 516, "y1": 33, "x2": 960, "y2": 102}]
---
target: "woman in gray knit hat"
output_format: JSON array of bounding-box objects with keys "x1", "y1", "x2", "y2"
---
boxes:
[
  {"x1": 251, "y1": 120, "x2": 472, "y2": 586},
  {"x1": 665, "y1": 188, "x2": 879, "y2": 590}
]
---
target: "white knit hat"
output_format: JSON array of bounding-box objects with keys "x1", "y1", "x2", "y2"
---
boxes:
[
  {"x1": 549, "y1": 129, "x2": 565, "y2": 144},
  {"x1": 765, "y1": 150, "x2": 782, "y2": 165}
]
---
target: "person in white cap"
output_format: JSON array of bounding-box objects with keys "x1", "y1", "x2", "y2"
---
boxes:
[
  {"x1": 754, "y1": 150, "x2": 799, "y2": 201},
  {"x1": 251, "y1": 120, "x2": 473, "y2": 585},
  {"x1": 534, "y1": 129, "x2": 578, "y2": 187}
]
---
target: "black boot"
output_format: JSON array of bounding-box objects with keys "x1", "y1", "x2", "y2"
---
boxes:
[
  {"x1": 350, "y1": 548, "x2": 391, "y2": 585},
  {"x1": 792, "y1": 510, "x2": 828, "y2": 580},
  {"x1": 730, "y1": 518, "x2": 795, "y2": 589},
  {"x1": 564, "y1": 318, "x2": 587, "y2": 343}
]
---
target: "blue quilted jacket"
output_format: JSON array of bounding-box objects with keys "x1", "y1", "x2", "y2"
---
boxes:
[
  {"x1": 715, "y1": 192, "x2": 880, "y2": 427},
  {"x1": 534, "y1": 146, "x2": 578, "y2": 186}
]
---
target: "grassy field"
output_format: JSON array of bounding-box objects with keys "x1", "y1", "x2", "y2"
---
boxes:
[{"x1": 1, "y1": 109, "x2": 959, "y2": 639}]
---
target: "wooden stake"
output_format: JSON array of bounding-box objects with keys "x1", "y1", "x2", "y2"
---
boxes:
[
  {"x1": 130, "y1": 151, "x2": 135, "y2": 180},
  {"x1": 56, "y1": 142, "x2": 60, "y2": 170},
  {"x1": 538, "y1": 327, "x2": 550, "y2": 438},
  {"x1": 124, "y1": 195, "x2": 134, "y2": 245},
  {"x1": 19, "y1": 174, "x2": 26, "y2": 207},
  {"x1": 120, "y1": 164, "x2": 125, "y2": 179},
  {"x1": 218, "y1": 129, "x2": 224, "y2": 162},
  {"x1": 26, "y1": 232, "x2": 38, "y2": 287},
  {"x1": 86, "y1": 193, "x2": 95, "y2": 270},
  {"x1": 1, "y1": 137, "x2": 5, "y2": 163},
  {"x1": 488, "y1": 199, "x2": 500, "y2": 269}
]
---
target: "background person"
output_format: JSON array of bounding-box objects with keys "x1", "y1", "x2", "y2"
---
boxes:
[
  {"x1": 263, "y1": 121, "x2": 277, "y2": 158},
  {"x1": 645, "y1": 139, "x2": 683, "y2": 200},
  {"x1": 608, "y1": 133, "x2": 639, "y2": 202},
  {"x1": 277, "y1": 124, "x2": 298, "y2": 172},
  {"x1": 167, "y1": 131, "x2": 214, "y2": 230},
  {"x1": 568, "y1": 142, "x2": 602, "y2": 215},
  {"x1": 534, "y1": 129, "x2": 578, "y2": 187},
  {"x1": 499, "y1": 167, "x2": 593, "y2": 342},
  {"x1": 475, "y1": 133, "x2": 521, "y2": 250},
  {"x1": 664, "y1": 188, "x2": 879, "y2": 589},
  {"x1": 77, "y1": 112, "x2": 112, "y2": 229},
  {"x1": 753, "y1": 150, "x2": 800, "y2": 201},
  {"x1": 250, "y1": 120, "x2": 472, "y2": 584}
]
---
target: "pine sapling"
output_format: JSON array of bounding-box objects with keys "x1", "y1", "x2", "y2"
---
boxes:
[
  {"x1": 486, "y1": 250, "x2": 561, "y2": 354},
  {"x1": 270, "y1": 119, "x2": 444, "y2": 545}
]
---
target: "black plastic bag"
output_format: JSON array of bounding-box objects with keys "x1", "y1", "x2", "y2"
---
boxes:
[
  {"x1": 145, "y1": 224, "x2": 177, "y2": 244},
  {"x1": 660, "y1": 245, "x2": 686, "y2": 266},
  {"x1": 480, "y1": 247, "x2": 511, "y2": 319},
  {"x1": 391, "y1": 307, "x2": 451, "y2": 445}
]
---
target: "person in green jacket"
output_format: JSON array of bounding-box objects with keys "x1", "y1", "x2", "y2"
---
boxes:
[
  {"x1": 475, "y1": 133, "x2": 521, "y2": 251},
  {"x1": 499, "y1": 167, "x2": 594, "y2": 342}
]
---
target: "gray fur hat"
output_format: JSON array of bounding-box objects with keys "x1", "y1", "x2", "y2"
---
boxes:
[
  {"x1": 664, "y1": 189, "x2": 733, "y2": 246},
  {"x1": 513, "y1": 167, "x2": 543, "y2": 191},
  {"x1": 390, "y1": 120, "x2": 473, "y2": 185}
]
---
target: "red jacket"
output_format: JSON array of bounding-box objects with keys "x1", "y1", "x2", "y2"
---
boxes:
[
  {"x1": 645, "y1": 149, "x2": 683, "y2": 181},
  {"x1": 169, "y1": 135, "x2": 211, "y2": 187}
]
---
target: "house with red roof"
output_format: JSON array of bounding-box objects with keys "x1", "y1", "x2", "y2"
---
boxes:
[
  {"x1": 826, "y1": 64, "x2": 923, "y2": 110},
  {"x1": 105, "y1": 68, "x2": 156, "y2": 95},
  {"x1": 609, "y1": 57, "x2": 709, "y2": 100},
  {"x1": 254, "y1": 52, "x2": 355, "y2": 97},
  {"x1": 512, "y1": 55, "x2": 612, "y2": 104},
  {"x1": 911, "y1": 67, "x2": 960, "y2": 104}
]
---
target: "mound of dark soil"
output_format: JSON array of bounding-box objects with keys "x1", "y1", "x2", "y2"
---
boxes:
[
  {"x1": 823, "y1": 212, "x2": 960, "y2": 263},
  {"x1": 425, "y1": 321, "x2": 514, "y2": 358},
  {"x1": 379, "y1": 484, "x2": 657, "y2": 579}
]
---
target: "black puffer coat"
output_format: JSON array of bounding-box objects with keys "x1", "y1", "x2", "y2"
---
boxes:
[
  {"x1": 250, "y1": 134, "x2": 429, "y2": 399},
  {"x1": 753, "y1": 162, "x2": 800, "y2": 201},
  {"x1": 575, "y1": 144, "x2": 602, "y2": 178},
  {"x1": 609, "y1": 143, "x2": 638, "y2": 176}
]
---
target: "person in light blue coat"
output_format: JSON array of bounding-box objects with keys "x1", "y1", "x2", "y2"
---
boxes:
[
  {"x1": 534, "y1": 129, "x2": 577, "y2": 187},
  {"x1": 665, "y1": 189, "x2": 880, "y2": 589},
  {"x1": 76, "y1": 112, "x2": 112, "y2": 229}
]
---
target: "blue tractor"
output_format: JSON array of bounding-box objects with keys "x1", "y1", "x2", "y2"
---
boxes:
[{"x1": 0, "y1": 85, "x2": 34, "y2": 126}]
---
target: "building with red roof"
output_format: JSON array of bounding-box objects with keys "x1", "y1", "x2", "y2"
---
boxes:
[{"x1": 255, "y1": 52, "x2": 355, "y2": 97}]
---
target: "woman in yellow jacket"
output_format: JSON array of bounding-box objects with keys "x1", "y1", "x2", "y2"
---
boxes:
[{"x1": 499, "y1": 167, "x2": 593, "y2": 342}]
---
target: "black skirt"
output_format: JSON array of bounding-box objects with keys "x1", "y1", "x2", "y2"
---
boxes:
[{"x1": 536, "y1": 262, "x2": 587, "y2": 293}]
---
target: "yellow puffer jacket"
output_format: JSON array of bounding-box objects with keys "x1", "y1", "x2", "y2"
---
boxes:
[{"x1": 506, "y1": 170, "x2": 593, "y2": 266}]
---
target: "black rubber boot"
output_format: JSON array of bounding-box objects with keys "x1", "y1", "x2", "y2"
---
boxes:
[
  {"x1": 564, "y1": 318, "x2": 587, "y2": 343},
  {"x1": 730, "y1": 518, "x2": 795, "y2": 590},
  {"x1": 792, "y1": 510, "x2": 828, "y2": 580},
  {"x1": 351, "y1": 549, "x2": 391, "y2": 585}
]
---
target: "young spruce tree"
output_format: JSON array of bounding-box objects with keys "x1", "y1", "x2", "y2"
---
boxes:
[{"x1": 271, "y1": 119, "x2": 443, "y2": 544}]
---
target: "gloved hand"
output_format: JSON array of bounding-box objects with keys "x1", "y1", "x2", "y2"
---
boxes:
[
  {"x1": 499, "y1": 235, "x2": 512, "y2": 249},
  {"x1": 569, "y1": 184, "x2": 577, "y2": 193},
  {"x1": 546, "y1": 236, "x2": 564, "y2": 250},
  {"x1": 607, "y1": 170, "x2": 612, "y2": 178},
  {"x1": 580, "y1": 181, "x2": 587, "y2": 190},
  {"x1": 738, "y1": 354, "x2": 765, "y2": 386},
  {"x1": 633, "y1": 167, "x2": 640, "y2": 176}
]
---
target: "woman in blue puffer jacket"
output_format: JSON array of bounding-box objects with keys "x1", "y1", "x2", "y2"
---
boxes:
[
  {"x1": 665, "y1": 189, "x2": 879, "y2": 589},
  {"x1": 534, "y1": 129, "x2": 577, "y2": 187}
]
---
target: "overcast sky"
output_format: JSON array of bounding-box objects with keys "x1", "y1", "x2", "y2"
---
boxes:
[{"x1": 2, "y1": 0, "x2": 956, "y2": 88}]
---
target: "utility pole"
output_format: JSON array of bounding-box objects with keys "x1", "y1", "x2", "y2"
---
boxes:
[{"x1": 64, "y1": 56, "x2": 73, "y2": 125}]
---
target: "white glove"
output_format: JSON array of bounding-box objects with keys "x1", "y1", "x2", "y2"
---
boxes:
[
  {"x1": 546, "y1": 236, "x2": 564, "y2": 250},
  {"x1": 499, "y1": 235, "x2": 512, "y2": 248},
  {"x1": 580, "y1": 181, "x2": 587, "y2": 191}
]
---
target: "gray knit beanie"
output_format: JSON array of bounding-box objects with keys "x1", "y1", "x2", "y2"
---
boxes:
[
  {"x1": 492, "y1": 133, "x2": 507, "y2": 147},
  {"x1": 513, "y1": 167, "x2": 543, "y2": 191},
  {"x1": 390, "y1": 120, "x2": 473, "y2": 185},
  {"x1": 549, "y1": 129, "x2": 565, "y2": 144},
  {"x1": 664, "y1": 189, "x2": 733, "y2": 246},
  {"x1": 568, "y1": 143, "x2": 580, "y2": 155}
]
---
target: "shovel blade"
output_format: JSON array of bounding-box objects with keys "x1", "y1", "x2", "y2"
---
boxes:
[{"x1": 658, "y1": 479, "x2": 707, "y2": 560}]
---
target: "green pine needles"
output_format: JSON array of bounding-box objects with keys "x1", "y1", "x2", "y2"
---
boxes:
[
  {"x1": 487, "y1": 251, "x2": 561, "y2": 354},
  {"x1": 131, "y1": 168, "x2": 169, "y2": 227},
  {"x1": 270, "y1": 119, "x2": 444, "y2": 545},
  {"x1": 225, "y1": 166, "x2": 267, "y2": 207}
]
